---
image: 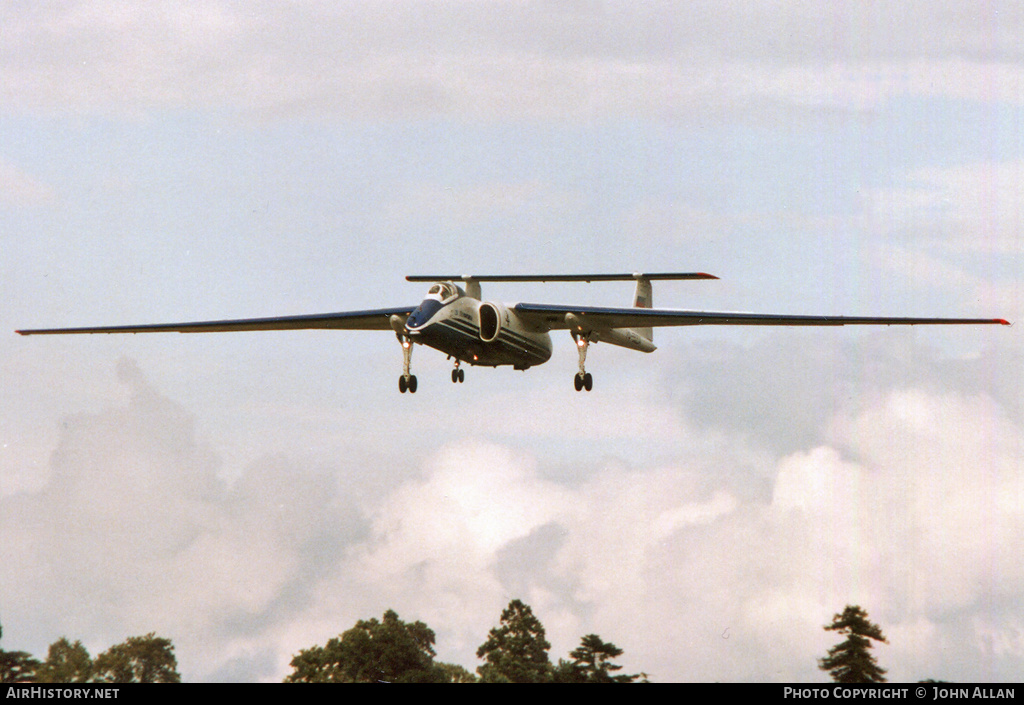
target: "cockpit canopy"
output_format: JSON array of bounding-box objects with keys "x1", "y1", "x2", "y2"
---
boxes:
[{"x1": 425, "y1": 281, "x2": 462, "y2": 303}]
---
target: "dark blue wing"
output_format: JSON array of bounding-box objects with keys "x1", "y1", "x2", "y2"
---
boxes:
[
  {"x1": 17, "y1": 307, "x2": 414, "y2": 335},
  {"x1": 513, "y1": 303, "x2": 1009, "y2": 330}
]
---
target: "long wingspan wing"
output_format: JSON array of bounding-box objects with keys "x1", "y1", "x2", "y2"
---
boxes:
[
  {"x1": 515, "y1": 303, "x2": 1010, "y2": 330},
  {"x1": 16, "y1": 307, "x2": 414, "y2": 335}
]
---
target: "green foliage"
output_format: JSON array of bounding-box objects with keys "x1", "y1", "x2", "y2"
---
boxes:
[
  {"x1": 476, "y1": 599, "x2": 553, "y2": 683},
  {"x1": 436, "y1": 662, "x2": 477, "y2": 683},
  {"x1": 554, "y1": 634, "x2": 640, "y2": 683},
  {"x1": 0, "y1": 651, "x2": 39, "y2": 684},
  {"x1": 284, "y1": 609, "x2": 446, "y2": 683},
  {"x1": 36, "y1": 638, "x2": 93, "y2": 683},
  {"x1": 92, "y1": 633, "x2": 181, "y2": 683},
  {"x1": 819, "y1": 605, "x2": 888, "y2": 683},
  {"x1": 4, "y1": 608, "x2": 646, "y2": 684},
  {"x1": 0, "y1": 624, "x2": 40, "y2": 684},
  {"x1": 1, "y1": 624, "x2": 180, "y2": 684}
]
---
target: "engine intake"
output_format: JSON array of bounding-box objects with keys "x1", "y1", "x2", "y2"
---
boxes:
[{"x1": 479, "y1": 302, "x2": 504, "y2": 342}]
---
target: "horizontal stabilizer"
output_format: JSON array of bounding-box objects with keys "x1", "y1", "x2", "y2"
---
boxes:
[{"x1": 407, "y1": 272, "x2": 718, "y2": 283}]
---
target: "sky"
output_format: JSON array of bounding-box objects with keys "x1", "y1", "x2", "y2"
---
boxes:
[{"x1": 0, "y1": 0, "x2": 1021, "y2": 683}]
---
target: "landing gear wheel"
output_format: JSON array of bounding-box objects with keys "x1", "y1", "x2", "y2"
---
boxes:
[
  {"x1": 458, "y1": 368, "x2": 465, "y2": 383},
  {"x1": 573, "y1": 332, "x2": 594, "y2": 392},
  {"x1": 573, "y1": 372, "x2": 593, "y2": 392},
  {"x1": 452, "y1": 369, "x2": 459, "y2": 383},
  {"x1": 399, "y1": 375, "x2": 418, "y2": 393}
]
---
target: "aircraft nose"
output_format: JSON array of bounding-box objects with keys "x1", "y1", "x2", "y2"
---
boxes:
[
  {"x1": 406, "y1": 299, "x2": 441, "y2": 331},
  {"x1": 406, "y1": 308, "x2": 423, "y2": 329}
]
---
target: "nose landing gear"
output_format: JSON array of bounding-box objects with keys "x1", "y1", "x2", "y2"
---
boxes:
[{"x1": 451, "y1": 360, "x2": 465, "y2": 383}]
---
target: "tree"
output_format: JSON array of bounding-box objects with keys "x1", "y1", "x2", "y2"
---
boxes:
[
  {"x1": 0, "y1": 650, "x2": 39, "y2": 684},
  {"x1": 284, "y1": 609, "x2": 446, "y2": 683},
  {"x1": 476, "y1": 599, "x2": 552, "y2": 683},
  {"x1": 0, "y1": 624, "x2": 40, "y2": 684},
  {"x1": 554, "y1": 634, "x2": 640, "y2": 683},
  {"x1": 92, "y1": 633, "x2": 181, "y2": 683},
  {"x1": 35, "y1": 638, "x2": 93, "y2": 683},
  {"x1": 436, "y1": 662, "x2": 477, "y2": 683},
  {"x1": 818, "y1": 605, "x2": 888, "y2": 683}
]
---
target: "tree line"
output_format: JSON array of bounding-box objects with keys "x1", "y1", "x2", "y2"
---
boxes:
[
  {"x1": 285, "y1": 599, "x2": 645, "y2": 683},
  {"x1": 283, "y1": 600, "x2": 899, "y2": 683},
  {"x1": 0, "y1": 602, "x2": 910, "y2": 683},
  {"x1": 0, "y1": 626, "x2": 180, "y2": 683}
]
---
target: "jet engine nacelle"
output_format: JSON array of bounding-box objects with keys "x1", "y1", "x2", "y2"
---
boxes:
[
  {"x1": 478, "y1": 301, "x2": 508, "y2": 342},
  {"x1": 477, "y1": 301, "x2": 553, "y2": 367}
]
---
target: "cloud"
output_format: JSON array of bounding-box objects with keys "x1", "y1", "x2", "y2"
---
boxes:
[
  {"x1": 863, "y1": 161, "x2": 1024, "y2": 255},
  {"x1": 2, "y1": 2, "x2": 1022, "y2": 120},
  {"x1": 0, "y1": 359, "x2": 368, "y2": 681},
  {"x1": 2, "y1": 334, "x2": 1021, "y2": 682},
  {"x1": 854, "y1": 161, "x2": 1024, "y2": 323},
  {"x1": 0, "y1": 160, "x2": 56, "y2": 208}
]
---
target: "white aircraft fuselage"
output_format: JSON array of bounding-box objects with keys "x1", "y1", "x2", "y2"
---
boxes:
[
  {"x1": 403, "y1": 291, "x2": 548, "y2": 368},
  {"x1": 400, "y1": 283, "x2": 552, "y2": 370}
]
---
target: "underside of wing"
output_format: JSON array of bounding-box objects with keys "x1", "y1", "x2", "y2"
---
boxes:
[
  {"x1": 16, "y1": 307, "x2": 414, "y2": 335},
  {"x1": 515, "y1": 303, "x2": 1010, "y2": 330}
]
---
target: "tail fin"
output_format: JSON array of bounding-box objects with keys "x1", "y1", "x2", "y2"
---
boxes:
[{"x1": 633, "y1": 277, "x2": 653, "y2": 343}]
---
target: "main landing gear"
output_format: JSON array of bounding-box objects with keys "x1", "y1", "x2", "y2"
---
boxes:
[
  {"x1": 451, "y1": 360, "x2": 465, "y2": 384},
  {"x1": 572, "y1": 332, "x2": 594, "y2": 392},
  {"x1": 574, "y1": 371, "x2": 593, "y2": 392},
  {"x1": 398, "y1": 335, "x2": 417, "y2": 393},
  {"x1": 395, "y1": 339, "x2": 466, "y2": 393}
]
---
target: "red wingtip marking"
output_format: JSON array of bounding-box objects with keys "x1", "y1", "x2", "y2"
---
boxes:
[
  {"x1": 699, "y1": 273, "x2": 720, "y2": 279},
  {"x1": 996, "y1": 319, "x2": 1011, "y2": 325}
]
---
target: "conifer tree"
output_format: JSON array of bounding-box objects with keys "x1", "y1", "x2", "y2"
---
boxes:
[
  {"x1": 476, "y1": 600, "x2": 552, "y2": 683},
  {"x1": 819, "y1": 605, "x2": 888, "y2": 683},
  {"x1": 554, "y1": 634, "x2": 640, "y2": 683}
]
